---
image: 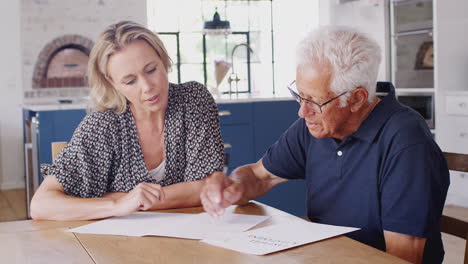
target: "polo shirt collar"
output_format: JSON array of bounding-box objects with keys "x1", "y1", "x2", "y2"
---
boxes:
[{"x1": 350, "y1": 82, "x2": 401, "y2": 143}]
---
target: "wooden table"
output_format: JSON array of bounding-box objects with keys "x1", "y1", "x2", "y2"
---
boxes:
[{"x1": 0, "y1": 202, "x2": 407, "y2": 263}]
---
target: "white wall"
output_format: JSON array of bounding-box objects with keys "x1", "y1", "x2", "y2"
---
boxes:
[
  {"x1": 0, "y1": 1, "x2": 23, "y2": 189},
  {"x1": 319, "y1": 0, "x2": 390, "y2": 81},
  {"x1": 434, "y1": 0, "x2": 468, "y2": 206}
]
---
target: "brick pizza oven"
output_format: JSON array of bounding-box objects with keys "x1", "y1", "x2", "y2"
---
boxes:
[{"x1": 32, "y1": 34, "x2": 94, "y2": 88}]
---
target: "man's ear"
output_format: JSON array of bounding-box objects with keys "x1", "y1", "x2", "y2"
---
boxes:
[{"x1": 349, "y1": 88, "x2": 368, "y2": 112}]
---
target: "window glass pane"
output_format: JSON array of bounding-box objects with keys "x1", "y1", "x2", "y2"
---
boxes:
[
  {"x1": 205, "y1": 34, "x2": 229, "y2": 61},
  {"x1": 205, "y1": 35, "x2": 230, "y2": 91},
  {"x1": 178, "y1": 1, "x2": 204, "y2": 32},
  {"x1": 228, "y1": 34, "x2": 250, "y2": 62},
  {"x1": 158, "y1": 34, "x2": 179, "y2": 83},
  {"x1": 248, "y1": 1, "x2": 271, "y2": 31},
  {"x1": 225, "y1": 1, "x2": 249, "y2": 31},
  {"x1": 250, "y1": 63, "x2": 272, "y2": 95},
  {"x1": 206, "y1": 33, "x2": 249, "y2": 92},
  {"x1": 149, "y1": 0, "x2": 321, "y2": 95},
  {"x1": 168, "y1": 67, "x2": 179, "y2": 84},
  {"x1": 180, "y1": 64, "x2": 204, "y2": 84},
  {"x1": 180, "y1": 33, "x2": 204, "y2": 63},
  {"x1": 148, "y1": 1, "x2": 180, "y2": 31},
  {"x1": 158, "y1": 34, "x2": 178, "y2": 65}
]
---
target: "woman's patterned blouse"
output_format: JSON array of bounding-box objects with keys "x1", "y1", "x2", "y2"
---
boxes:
[{"x1": 41, "y1": 81, "x2": 225, "y2": 198}]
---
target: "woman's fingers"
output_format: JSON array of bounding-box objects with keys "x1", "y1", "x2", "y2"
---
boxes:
[{"x1": 133, "y1": 183, "x2": 165, "y2": 210}]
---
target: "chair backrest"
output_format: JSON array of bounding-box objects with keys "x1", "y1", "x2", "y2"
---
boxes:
[
  {"x1": 441, "y1": 152, "x2": 468, "y2": 264},
  {"x1": 51, "y1": 141, "x2": 68, "y2": 161}
]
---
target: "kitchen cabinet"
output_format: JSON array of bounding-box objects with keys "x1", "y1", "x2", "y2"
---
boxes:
[
  {"x1": 218, "y1": 100, "x2": 306, "y2": 216},
  {"x1": 389, "y1": 0, "x2": 436, "y2": 134},
  {"x1": 217, "y1": 103, "x2": 255, "y2": 171},
  {"x1": 23, "y1": 108, "x2": 86, "y2": 218},
  {"x1": 250, "y1": 101, "x2": 307, "y2": 217},
  {"x1": 23, "y1": 109, "x2": 87, "y2": 184}
]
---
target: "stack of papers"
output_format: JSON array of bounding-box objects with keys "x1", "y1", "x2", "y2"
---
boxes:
[
  {"x1": 202, "y1": 220, "x2": 358, "y2": 255},
  {"x1": 69, "y1": 208, "x2": 359, "y2": 255},
  {"x1": 69, "y1": 211, "x2": 270, "y2": 240}
]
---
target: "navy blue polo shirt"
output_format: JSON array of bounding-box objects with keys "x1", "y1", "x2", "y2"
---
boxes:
[{"x1": 262, "y1": 82, "x2": 449, "y2": 263}]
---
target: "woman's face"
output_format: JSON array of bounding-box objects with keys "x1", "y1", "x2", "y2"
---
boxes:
[{"x1": 107, "y1": 39, "x2": 169, "y2": 114}]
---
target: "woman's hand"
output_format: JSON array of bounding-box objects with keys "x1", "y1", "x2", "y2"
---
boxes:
[{"x1": 112, "y1": 183, "x2": 165, "y2": 217}]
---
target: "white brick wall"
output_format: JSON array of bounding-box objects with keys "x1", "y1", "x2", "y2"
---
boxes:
[{"x1": 22, "y1": 0, "x2": 147, "y2": 92}]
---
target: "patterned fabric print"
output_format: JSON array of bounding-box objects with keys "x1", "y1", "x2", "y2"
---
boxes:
[{"x1": 41, "y1": 81, "x2": 225, "y2": 198}]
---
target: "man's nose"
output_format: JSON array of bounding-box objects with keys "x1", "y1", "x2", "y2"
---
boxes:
[{"x1": 298, "y1": 102, "x2": 314, "y2": 118}]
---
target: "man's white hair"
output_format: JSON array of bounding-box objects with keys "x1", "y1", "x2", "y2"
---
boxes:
[{"x1": 296, "y1": 26, "x2": 381, "y2": 106}]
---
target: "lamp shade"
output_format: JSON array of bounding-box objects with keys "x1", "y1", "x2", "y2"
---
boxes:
[{"x1": 203, "y1": 10, "x2": 231, "y2": 35}]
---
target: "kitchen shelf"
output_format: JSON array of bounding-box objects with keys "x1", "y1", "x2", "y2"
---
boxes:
[
  {"x1": 392, "y1": 0, "x2": 432, "y2": 5},
  {"x1": 393, "y1": 28, "x2": 432, "y2": 38},
  {"x1": 395, "y1": 88, "x2": 434, "y2": 93}
]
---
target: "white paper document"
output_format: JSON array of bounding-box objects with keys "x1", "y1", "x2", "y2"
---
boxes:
[
  {"x1": 201, "y1": 220, "x2": 359, "y2": 255},
  {"x1": 68, "y1": 211, "x2": 270, "y2": 240}
]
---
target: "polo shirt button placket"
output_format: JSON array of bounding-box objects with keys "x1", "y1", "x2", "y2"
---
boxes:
[{"x1": 336, "y1": 150, "x2": 344, "y2": 180}]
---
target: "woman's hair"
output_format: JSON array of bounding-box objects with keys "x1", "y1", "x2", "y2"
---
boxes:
[
  {"x1": 296, "y1": 26, "x2": 381, "y2": 106},
  {"x1": 88, "y1": 21, "x2": 172, "y2": 113}
]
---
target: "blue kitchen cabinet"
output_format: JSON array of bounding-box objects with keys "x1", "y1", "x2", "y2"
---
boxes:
[
  {"x1": 24, "y1": 109, "x2": 87, "y2": 183},
  {"x1": 37, "y1": 110, "x2": 87, "y2": 166},
  {"x1": 218, "y1": 100, "x2": 307, "y2": 217},
  {"x1": 251, "y1": 100, "x2": 307, "y2": 217},
  {"x1": 253, "y1": 100, "x2": 300, "y2": 160},
  {"x1": 217, "y1": 102, "x2": 255, "y2": 173},
  {"x1": 220, "y1": 124, "x2": 254, "y2": 172}
]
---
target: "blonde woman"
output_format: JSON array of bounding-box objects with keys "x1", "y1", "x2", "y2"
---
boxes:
[{"x1": 31, "y1": 21, "x2": 225, "y2": 220}]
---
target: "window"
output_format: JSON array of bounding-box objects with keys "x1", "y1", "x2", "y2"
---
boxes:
[{"x1": 148, "y1": 0, "x2": 319, "y2": 96}]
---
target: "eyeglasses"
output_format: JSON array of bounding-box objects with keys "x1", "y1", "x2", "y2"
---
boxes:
[{"x1": 287, "y1": 80, "x2": 348, "y2": 113}]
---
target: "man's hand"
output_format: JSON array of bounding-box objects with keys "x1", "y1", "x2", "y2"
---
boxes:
[
  {"x1": 200, "y1": 172, "x2": 244, "y2": 217},
  {"x1": 112, "y1": 183, "x2": 165, "y2": 217}
]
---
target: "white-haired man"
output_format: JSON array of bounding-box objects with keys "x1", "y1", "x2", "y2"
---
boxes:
[{"x1": 201, "y1": 26, "x2": 449, "y2": 264}]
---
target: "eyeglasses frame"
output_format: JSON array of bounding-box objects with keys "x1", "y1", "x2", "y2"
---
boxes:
[{"x1": 287, "y1": 80, "x2": 349, "y2": 113}]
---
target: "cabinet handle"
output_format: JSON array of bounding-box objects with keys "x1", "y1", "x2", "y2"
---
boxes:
[
  {"x1": 459, "y1": 102, "x2": 467, "y2": 109},
  {"x1": 218, "y1": 110, "x2": 232, "y2": 117},
  {"x1": 460, "y1": 132, "x2": 467, "y2": 138},
  {"x1": 224, "y1": 143, "x2": 232, "y2": 149}
]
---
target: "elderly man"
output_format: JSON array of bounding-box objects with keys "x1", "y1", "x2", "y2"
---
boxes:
[{"x1": 201, "y1": 26, "x2": 449, "y2": 264}]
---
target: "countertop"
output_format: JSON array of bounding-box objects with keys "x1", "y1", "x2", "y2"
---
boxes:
[{"x1": 22, "y1": 93, "x2": 295, "y2": 111}]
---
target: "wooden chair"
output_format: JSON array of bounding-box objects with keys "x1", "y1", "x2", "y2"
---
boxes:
[
  {"x1": 51, "y1": 141, "x2": 68, "y2": 161},
  {"x1": 441, "y1": 152, "x2": 468, "y2": 264}
]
